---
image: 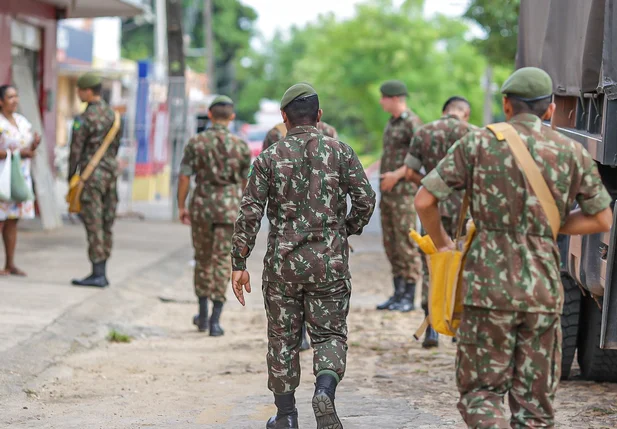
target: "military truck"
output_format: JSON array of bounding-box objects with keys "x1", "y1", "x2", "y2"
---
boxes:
[{"x1": 517, "y1": 0, "x2": 617, "y2": 381}]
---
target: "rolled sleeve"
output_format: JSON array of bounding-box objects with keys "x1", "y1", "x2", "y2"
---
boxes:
[
  {"x1": 422, "y1": 169, "x2": 454, "y2": 201},
  {"x1": 232, "y1": 256, "x2": 247, "y2": 271},
  {"x1": 179, "y1": 164, "x2": 193, "y2": 176},
  {"x1": 579, "y1": 189, "x2": 612, "y2": 215},
  {"x1": 404, "y1": 153, "x2": 422, "y2": 172}
]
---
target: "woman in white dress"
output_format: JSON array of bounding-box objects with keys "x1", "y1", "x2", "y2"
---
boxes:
[{"x1": 0, "y1": 85, "x2": 40, "y2": 276}]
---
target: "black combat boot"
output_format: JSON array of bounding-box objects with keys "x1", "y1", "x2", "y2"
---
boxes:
[
  {"x1": 192, "y1": 297, "x2": 209, "y2": 332},
  {"x1": 376, "y1": 276, "x2": 404, "y2": 310},
  {"x1": 72, "y1": 261, "x2": 109, "y2": 288},
  {"x1": 266, "y1": 392, "x2": 299, "y2": 429},
  {"x1": 300, "y1": 323, "x2": 311, "y2": 351},
  {"x1": 209, "y1": 301, "x2": 225, "y2": 337},
  {"x1": 312, "y1": 372, "x2": 342, "y2": 429},
  {"x1": 392, "y1": 281, "x2": 415, "y2": 312},
  {"x1": 420, "y1": 303, "x2": 439, "y2": 348}
]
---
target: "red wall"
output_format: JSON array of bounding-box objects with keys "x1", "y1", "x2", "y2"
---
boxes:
[{"x1": 0, "y1": 0, "x2": 58, "y2": 167}]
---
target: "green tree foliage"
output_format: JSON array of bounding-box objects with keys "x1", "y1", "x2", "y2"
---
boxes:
[
  {"x1": 121, "y1": 0, "x2": 260, "y2": 121},
  {"x1": 464, "y1": 0, "x2": 520, "y2": 66},
  {"x1": 257, "y1": 0, "x2": 488, "y2": 152}
]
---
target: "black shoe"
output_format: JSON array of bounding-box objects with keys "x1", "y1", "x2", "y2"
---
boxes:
[
  {"x1": 72, "y1": 261, "x2": 109, "y2": 288},
  {"x1": 392, "y1": 282, "x2": 415, "y2": 312},
  {"x1": 312, "y1": 373, "x2": 342, "y2": 429},
  {"x1": 376, "y1": 276, "x2": 404, "y2": 310},
  {"x1": 422, "y1": 325, "x2": 439, "y2": 349},
  {"x1": 193, "y1": 297, "x2": 209, "y2": 332},
  {"x1": 300, "y1": 323, "x2": 311, "y2": 352},
  {"x1": 266, "y1": 393, "x2": 299, "y2": 429},
  {"x1": 209, "y1": 301, "x2": 225, "y2": 337}
]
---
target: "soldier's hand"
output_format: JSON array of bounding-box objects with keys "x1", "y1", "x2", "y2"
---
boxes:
[
  {"x1": 232, "y1": 270, "x2": 251, "y2": 306},
  {"x1": 380, "y1": 172, "x2": 399, "y2": 192},
  {"x1": 179, "y1": 208, "x2": 191, "y2": 225}
]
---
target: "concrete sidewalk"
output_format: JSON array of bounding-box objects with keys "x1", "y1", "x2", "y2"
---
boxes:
[{"x1": 0, "y1": 215, "x2": 193, "y2": 397}]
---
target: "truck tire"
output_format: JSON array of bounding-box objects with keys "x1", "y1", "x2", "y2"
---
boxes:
[
  {"x1": 560, "y1": 273, "x2": 580, "y2": 380},
  {"x1": 577, "y1": 294, "x2": 617, "y2": 382}
]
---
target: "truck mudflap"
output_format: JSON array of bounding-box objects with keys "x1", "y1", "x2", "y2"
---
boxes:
[{"x1": 601, "y1": 204, "x2": 617, "y2": 349}]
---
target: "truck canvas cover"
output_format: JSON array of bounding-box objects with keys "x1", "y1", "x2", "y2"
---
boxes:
[{"x1": 517, "y1": 0, "x2": 617, "y2": 100}]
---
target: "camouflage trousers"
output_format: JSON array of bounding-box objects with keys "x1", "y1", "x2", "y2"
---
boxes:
[
  {"x1": 191, "y1": 220, "x2": 233, "y2": 302},
  {"x1": 421, "y1": 216, "x2": 456, "y2": 307},
  {"x1": 456, "y1": 307, "x2": 562, "y2": 428},
  {"x1": 380, "y1": 193, "x2": 423, "y2": 283},
  {"x1": 263, "y1": 279, "x2": 351, "y2": 394},
  {"x1": 80, "y1": 172, "x2": 118, "y2": 264}
]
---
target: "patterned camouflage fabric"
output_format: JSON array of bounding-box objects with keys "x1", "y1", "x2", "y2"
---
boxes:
[
  {"x1": 457, "y1": 308, "x2": 561, "y2": 428},
  {"x1": 422, "y1": 113, "x2": 612, "y2": 427},
  {"x1": 180, "y1": 123, "x2": 251, "y2": 301},
  {"x1": 232, "y1": 125, "x2": 375, "y2": 394},
  {"x1": 263, "y1": 279, "x2": 351, "y2": 393},
  {"x1": 262, "y1": 121, "x2": 338, "y2": 151},
  {"x1": 380, "y1": 109, "x2": 424, "y2": 282},
  {"x1": 69, "y1": 100, "x2": 121, "y2": 263},
  {"x1": 405, "y1": 114, "x2": 477, "y2": 306}
]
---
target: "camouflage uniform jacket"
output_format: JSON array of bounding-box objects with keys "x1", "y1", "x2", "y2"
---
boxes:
[
  {"x1": 68, "y1": 100, "x2": 121, "y2": 179},
  {"x1": 405, "y1": 114, "x2": 478, "y2": 219},
  {"x1": 422, "y1": 113, "x2": 612, "y2": 314},
  {"x1": 232, "y1": 125, "x2": 376, "y2": 283},
  {"x1": 262, "y1": 121, "x2": 338, "y2": 152},
  {"x1": 380, "y1": 109, "x2": 423, "y2": 196},
  {"x1": 180, "y1": 123, "x2": 251, "y2": 224}
]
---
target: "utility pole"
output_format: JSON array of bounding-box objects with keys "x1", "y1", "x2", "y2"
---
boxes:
[
  {"x1": 154, "y1": 0, "x2": 168, "y2": 80},
  {"x1": 204, "y1": 0, "x2": 216, "y2": 93},
  {"x1": 166, "y1": 0, "x2": 187, "y2": 221}
]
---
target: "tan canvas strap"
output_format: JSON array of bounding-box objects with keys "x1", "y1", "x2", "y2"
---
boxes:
[
  {"x1": 274, "y1": 122, "x2": 287, "y2": 138},
  {"x1": 486, "y1": 122, "x2": 560, "y2": 240},
  {"x1": 80, "y1": 112, "x2": 121, "y2": 182}
]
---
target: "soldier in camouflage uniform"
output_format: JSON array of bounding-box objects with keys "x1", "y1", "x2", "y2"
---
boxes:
[
  {"x1": 70, "y1": 73, "x2": 122, "y2": 288},
  {"x1": 262, "y1": 120, "x2": 338, "y2": 151},
  {"x1": 262, "y1": 119, "x2": 340, "y2": 353},
  {"x1": 231, "y1": 83, "x2": 375, "y2": 429},
  {"x1": 404, "y1": 96, "x2": 475, "y2": 348},
  {"x1": 376, "y1": 80, "x2": 424, "y2": 313},
  {"x1": 415, "y1": 67, "x2": 613, "y2": 428},
  {"x1": 177, "y1": 95, "x2": 251, "y2": 335}
]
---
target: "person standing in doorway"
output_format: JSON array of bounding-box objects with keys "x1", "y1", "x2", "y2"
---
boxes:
[{"x1": 0, "y1": 84, "x2": 41, "y2": 276}]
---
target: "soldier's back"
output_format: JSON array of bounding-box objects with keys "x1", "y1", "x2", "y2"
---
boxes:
[{"x1": 80, "y1": 101, "x2": 119, "y2": 174}]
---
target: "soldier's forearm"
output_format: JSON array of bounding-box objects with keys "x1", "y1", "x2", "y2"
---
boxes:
[
  {"x1": 415, "y1": 187, "x2": 452, "y2": 250},
  {"x1": 177, "y1": 175, "x2": 191, "y2": 209}
]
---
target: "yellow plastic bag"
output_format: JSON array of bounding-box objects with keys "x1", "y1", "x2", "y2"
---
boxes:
[{"x1": 411, "y1": 220, "x2": 476, "y2": 337}]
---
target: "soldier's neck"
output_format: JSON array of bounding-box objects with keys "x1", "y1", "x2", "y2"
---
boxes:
[
  {"x1": 391, "y1": 104, "x2": 408, "y2": 119},
  {"x1": 211, "y1": 120, "x2": 230, "y2": 127},
  {"x1": 88, "y1": 96, "x2": 102, "y2": 104}
]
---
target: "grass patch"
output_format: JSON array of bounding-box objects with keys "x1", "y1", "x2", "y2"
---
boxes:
[{"x1": 107, "y1": 330, "x2": 132, "y2": 343}]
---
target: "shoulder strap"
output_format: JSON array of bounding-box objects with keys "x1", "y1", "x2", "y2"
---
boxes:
[
  {"x1": 486, "y1": 122, "x2": 560, "y2": 240},
  {"x1": 81, "y1": 112, "x2": 121, "y2": 181},
  {"x1": 274, "y1": 123, "x2": 287, "y2": 138}
]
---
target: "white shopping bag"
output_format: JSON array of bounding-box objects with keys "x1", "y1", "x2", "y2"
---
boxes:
[{"x1": 0, "y1": 150, "x2": 11, "y2": 201}]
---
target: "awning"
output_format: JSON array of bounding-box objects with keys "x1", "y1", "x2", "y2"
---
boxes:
[{"x1": 41, "y1": 0, "x2": 146, "y2": 18}]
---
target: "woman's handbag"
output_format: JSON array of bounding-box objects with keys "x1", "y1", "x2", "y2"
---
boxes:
[{"x1": 10, "y1": 151, "x2": 33, "y2": 203}]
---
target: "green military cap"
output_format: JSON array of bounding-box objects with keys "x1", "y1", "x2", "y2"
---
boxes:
[
  {"x1": 209, "y1": 95, "x2": 234, "y2": 109},
  {"x1": 280, "y1": 83, "x2": 318, "y2": 109},
  {"x1": 501, "y1": 67, "x2": 553, "y2": 101},
  {"x1": 380, "y1": 80, "x2": 408, "y2": 97},
  {"x1": 76, "y1": 72, "x2": 102, "y2": 89}
]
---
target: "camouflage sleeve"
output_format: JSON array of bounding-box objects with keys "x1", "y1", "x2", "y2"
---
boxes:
[
  {"x1": 231, "y1": 155, "x2": 269, "y2": 270},
  {"x1": 404, "y1": 132, "x2": 426, "y2": 172},
  {"x1": 179, "y1": 140, "x2": 196, "y2": 176},
  {"x1": 575, "y1": 147, "x2": 612, "y2": 215},
  {"x1": 262, "y1": 128, "x2": 283, "y2": 152},
  {"x1": 421, "y1": 135, "x2": 472, "y2": 201},
  {"x1": 68, "y1": 115, "x2": 89, "y2": 179},
  {"x1": 345, "y1": 148, "x2": 377, "y2": 235}
]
